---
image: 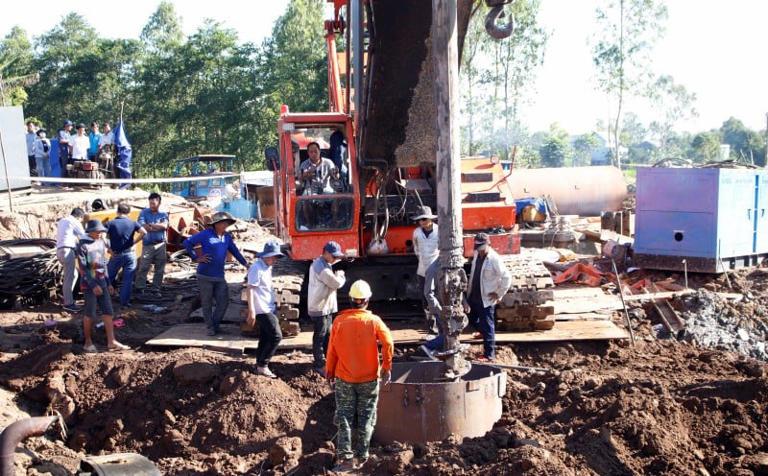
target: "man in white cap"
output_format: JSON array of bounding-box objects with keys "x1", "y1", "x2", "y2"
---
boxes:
[
  {"x1": 307, "y1": 241, "x2": 346, "y2": 374},
  {"x1": 412, "y1": 205, "x2": 439, "y2": 333},
  {"x1": 326, "y1": 279, "x2": 393, "y2": 472},
  {"x1": 246, "y1": 241, "x2": 285, "y2": 378}
]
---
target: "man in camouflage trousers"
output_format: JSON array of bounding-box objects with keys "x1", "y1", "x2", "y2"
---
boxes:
[{"x1": 325, "y1": 280, "x2": 394, "y2": 472}]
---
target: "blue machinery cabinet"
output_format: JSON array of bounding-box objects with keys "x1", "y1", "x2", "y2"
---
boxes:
[{"x1": 634, "y1": 167, "x2": 768, "y2": 273}]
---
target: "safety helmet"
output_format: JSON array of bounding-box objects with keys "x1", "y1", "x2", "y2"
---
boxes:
[{"x1": 348, "y1": 280, "x2": 373, "y2": 300}]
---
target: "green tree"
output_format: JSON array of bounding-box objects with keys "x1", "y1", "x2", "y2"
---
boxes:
[
  {"x1": 0, "y1": 26, "x2": 36, "y2": 106},
  {"x1": 460, "y1": 0, "x2": 547, "y2": 160},
  {"x1": 663, "y1": 130, "x2": 693, "y2": 162},
  {"x1": 133, "y1": 21, "x2": 271, "y2": 174},
  {"x1": 140, "y1": 1, "x2": 184, "y2": 54},
  {"x1": 592, "y1": 0, "x2": 668, "y2": 168},
  {"x1": 648, "y1": 75, "x2": 698, "y2": 157},
  {"x1": 25, "y1": 14, "x2": 104, "y2": 123},
  {"x1": 691, "y1": 131, "x2": 721, "y2": 163},
  {"x1": 572, "y1": 132, "x2": 600, "y2": 166},
  {"x1": 539, "y1": 124, "x2": 571, "y2": 168},
  {"x1": 460, "y1": 3, "x2": 491, "y2": 156},
  {"x1": 720, "y1": 117, "x2": 766, "y2": 166},
  {"x1": 494, "y1": 0, "x2": 547, "y2": 159},
  {"x1": 260, "y1": 0, "x2": 327, "y2": 113},
  {"x1": 620, "y1": 112, "x2": 647, "y2": 148},
  {"x1": 15, "y1": 1, "x2": 330, "y2": 180}
]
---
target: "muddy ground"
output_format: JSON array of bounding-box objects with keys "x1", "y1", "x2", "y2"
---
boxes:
[{"x1": 0, "y1": 266, "x2": 767, "y2": 475}]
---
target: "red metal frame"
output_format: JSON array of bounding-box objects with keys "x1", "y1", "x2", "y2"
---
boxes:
[
  {"x1": 275, "y1": 111, "x2": 361, "y2": 261},
  {"x1": 270, "y1": 3, "x2": 521, "y2": 264}
]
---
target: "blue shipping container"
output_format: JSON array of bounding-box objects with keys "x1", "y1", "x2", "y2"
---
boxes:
[{"x1": 634, "y1": 167, "x2": 768, "y2": 273}]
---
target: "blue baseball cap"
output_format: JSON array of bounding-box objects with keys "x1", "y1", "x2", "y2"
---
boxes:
[
  {"x1": 259, "y1": 241, "x2": 284, "y2": 258},
  {"x1": 323, "y1": 241, "x2": 345, "y2": 258},
  {"x1": 63, "y1": 120, "x2": 73, "y2": 127}
]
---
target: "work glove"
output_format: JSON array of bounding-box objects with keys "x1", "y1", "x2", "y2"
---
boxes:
[{"x1": 380, "y1": 369, "x2": 392, "y2": 385}]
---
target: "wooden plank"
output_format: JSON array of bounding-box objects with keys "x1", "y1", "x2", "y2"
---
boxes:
[
  {"x1": 546, "y1": 295, "x2": 624, "y2": 315},
  {"x1": 146, "y1": 325, "x2": 249, "y2": 353},
  {"x1": 553, "y1": 312, "x2": 612, "y2": 321},
  {"x1": 147, "y1": 320, "x2": 629, "y2": 351},
  {"x1": 551, "y1": 287, "x2": 609, "y2": 300},
  {"x1": 146, "y1": 324, "x2": 315, "y2": 351},
  {"x1": 365, "y1": 321, "x2": 624, "y2": 344}
]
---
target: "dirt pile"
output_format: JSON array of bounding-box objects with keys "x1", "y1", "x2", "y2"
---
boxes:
[
  {"x1": 1, "y1": 338, "x2": 767, "y2": 475},
  {"x1": 0, "y1": 348, "x2": 334, "y2": 475}
]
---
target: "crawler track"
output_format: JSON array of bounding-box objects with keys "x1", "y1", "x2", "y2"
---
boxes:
[
  {"x1": 241, "y1": 259, "x2": 308, "y2": 337},
  {"x1": 496, "y1": 255, "x2": 556, "y2": 331}
]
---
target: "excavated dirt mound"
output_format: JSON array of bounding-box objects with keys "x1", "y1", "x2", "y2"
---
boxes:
[
  {"x1": 404, "y1": 341, "x2": 768, "y2": 476},
  {"x1": 0, "y1": 348, "x2": 335, "y2": 474},
  {"x1": 2, "y1": 338, "x2": 767, "y2": 475}
]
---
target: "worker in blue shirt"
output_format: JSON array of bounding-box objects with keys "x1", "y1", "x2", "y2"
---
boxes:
[
  {"x1": 183, "y1": 211, "x2": 249, "y2": 336},
  {"x1": 88, "y1": 122, "x2": 101, "y2": 161},
  {"x1": 136, "y1": 193, "x2": 169, "y2": 297},
  {"x1": 106, "y1": 203, "x2": 146, "y2": 308}
]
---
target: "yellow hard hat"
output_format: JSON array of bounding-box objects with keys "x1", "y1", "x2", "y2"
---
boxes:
[{"x1": 349, "y1": 280, "x2": 373, "y2": 300}]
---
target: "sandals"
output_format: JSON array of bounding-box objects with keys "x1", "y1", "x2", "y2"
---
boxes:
[
  {"x1": 108, "y1": 342, "x2": 131, "y2": 352},
  {"x1": 83, "y1": 344, "x2": 98, "y2": 353}
]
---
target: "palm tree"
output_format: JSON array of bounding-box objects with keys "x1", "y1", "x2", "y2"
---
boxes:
[{"x1": 0, "y1": 56, "x2": 39, "y2": 106}]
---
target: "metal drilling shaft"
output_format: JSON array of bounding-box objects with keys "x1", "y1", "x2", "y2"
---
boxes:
[{"x1": 432, "y1": 0, "x2": 470, "y2": 378}]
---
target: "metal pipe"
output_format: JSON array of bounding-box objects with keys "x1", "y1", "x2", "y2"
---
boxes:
[
  {"x1": 433, "y1": 0, "x2": 470, "y2": 379},
  {"x1": 350, "y1": 0, "x2": 363, "y2": 138},
  {"x1": 611, "y1": 259, "x2": 635, "y2": 346},
  {"x1": 475, "y1": 361, "x2": 551, "y2": 373},
  {"x1": 0, "y1": 130, "x2": 14, "y2": 213},
  {"x1": 0, "y1": 416, "x2": 59, "y2": 476}
]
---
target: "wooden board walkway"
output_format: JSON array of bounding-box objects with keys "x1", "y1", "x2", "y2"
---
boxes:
[{"x1": 146, "y1": 320, "x2": 629, "y2": 353}]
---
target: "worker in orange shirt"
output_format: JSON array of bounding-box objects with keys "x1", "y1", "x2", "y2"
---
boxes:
[{"x1": 325, "y1": 280, "x2": 394, "y2": 472}]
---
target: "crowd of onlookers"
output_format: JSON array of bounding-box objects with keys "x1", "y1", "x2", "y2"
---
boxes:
[{"x1": 25, "y1": 120, "x2": 115, "y2": 178}]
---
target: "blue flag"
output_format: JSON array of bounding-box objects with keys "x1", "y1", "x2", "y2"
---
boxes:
[{"x1": 114, "y1": 121, "x2": 133, "y2": 188}]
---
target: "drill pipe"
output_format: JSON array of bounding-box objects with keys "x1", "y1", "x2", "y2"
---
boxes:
[
  {"x1": 433, "y1": 0, "x2": 470, "y2": 378},
  {"x1": 0, "y1": 416, "x2": 60, "y2": 476}
]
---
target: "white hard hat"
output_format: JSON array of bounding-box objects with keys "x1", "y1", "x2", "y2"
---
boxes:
[{"x1": 349, "y1": 280, "x2": 373, "y2": 300}]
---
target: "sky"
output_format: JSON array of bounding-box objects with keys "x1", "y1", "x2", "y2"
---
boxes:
[{"x1": 1, "y1": 0, "x2": 766, "y2": 135}]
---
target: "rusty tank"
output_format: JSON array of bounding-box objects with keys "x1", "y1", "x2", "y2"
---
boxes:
[
  {"x1": 507, "y1": 166, "x2": 628, "y2": 216},
  {"x1": 374, "y1": 362, "x2": 506, "y2": 443}
]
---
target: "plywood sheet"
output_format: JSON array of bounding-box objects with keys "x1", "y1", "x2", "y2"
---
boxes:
[
  {"x1": 547, "y1": 296, "x2": 623, "y2": 315},
  {"x1": 554, "y1": 312, "x2": 612, "y2": 321},
  {"x1": 146, "y1": 320, "x2": 628, "y2": 352}
]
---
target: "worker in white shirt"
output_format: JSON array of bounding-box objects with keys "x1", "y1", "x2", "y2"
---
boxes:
[
  {"x1": 246, "y1": 241, "x2": 285, "y2": 379},
  {"x1": 70, "y1": 123, "x2": 90, "y2": 161},
  {"x1": 98, "y1": 122, "x2": 114, "y2": 155},
  {"x1": 32, "y1": 129, "x2": 52, "y2": 178},
  {"x1": 465, "y1": 233, "x2": 512, "y2": 362},
  {"x1": 56, "y1": 208, "x2": 87, "y2": 312},
  {"x1": 412, "y1": 205, "x2": 439, "y2": 333},
  {"x1": 307, "y1": 241, "x2": 346, "y2": 375}
]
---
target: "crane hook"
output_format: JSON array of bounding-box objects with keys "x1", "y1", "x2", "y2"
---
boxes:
[{"x1": 484, "y1": 2, "x2": 514, "y2": 40}]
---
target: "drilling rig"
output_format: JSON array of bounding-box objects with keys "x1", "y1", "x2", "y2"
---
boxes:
[{"x1": 262, "y1": 0, "x2": 553, "y2": 379}]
